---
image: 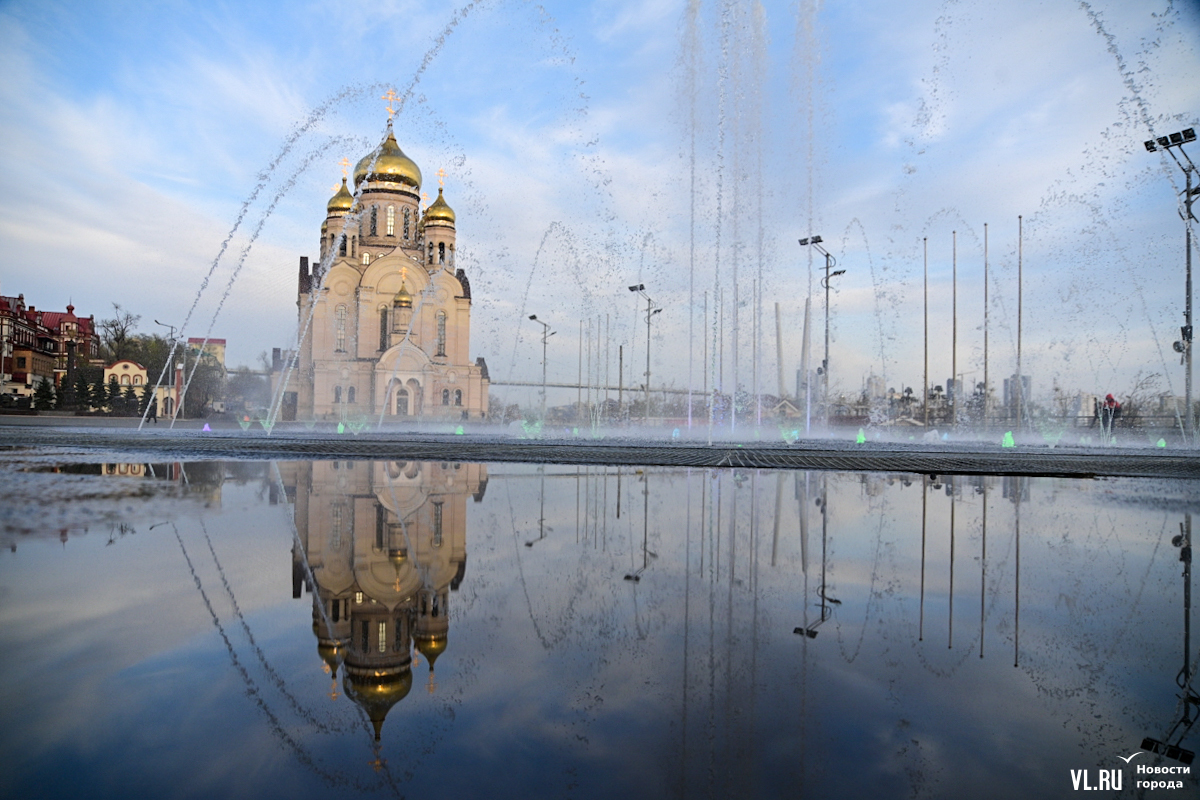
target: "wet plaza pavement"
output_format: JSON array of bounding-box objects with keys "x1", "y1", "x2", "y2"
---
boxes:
[{"x1": 1, "y1": 448, "x2": 1197, "y2": 798}]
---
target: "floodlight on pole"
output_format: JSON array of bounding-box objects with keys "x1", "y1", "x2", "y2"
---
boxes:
[
  {"x1": 529, "y1": 314, "x2": 554, "y2": 424},
  {"x1": 1146, "y1": 125, "x2": 1198, "y2": 444},
  {"x1": 799, "y1": 237, "x2": 844, "y2": 427},
  {"x1": 628, "y1": 284, "x2": 660, "y2": 425}
]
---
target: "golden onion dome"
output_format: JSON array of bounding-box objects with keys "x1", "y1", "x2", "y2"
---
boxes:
[
  {"x1": 327, "y1": 178, "x2": 354, "y2": 215},
  {"x1": 423, "y1": 187, "x2": 455, "y2": 225},
  {"x1": 354, "y1": 121, "x2": 422, "y2": 189},
  {"x1": 393, "y1": 285, "x2": 412, "y2": 308},
  {"x1": 415, "y1": 633, "x2": 448, "y2": 669}
]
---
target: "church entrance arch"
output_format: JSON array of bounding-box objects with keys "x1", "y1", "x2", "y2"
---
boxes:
[{"x1": 384, "y1": 377, "x2": 423, "y2": 417}]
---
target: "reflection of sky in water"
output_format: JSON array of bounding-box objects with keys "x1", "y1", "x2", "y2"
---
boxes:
[{"x1": 0, "y1": 459, "x2": 1195, "y2": 798}]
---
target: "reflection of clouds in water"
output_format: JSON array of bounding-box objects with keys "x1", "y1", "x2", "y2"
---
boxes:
[{"x1": 1, "y1": 460, "x2": 1194, "y2": 796}]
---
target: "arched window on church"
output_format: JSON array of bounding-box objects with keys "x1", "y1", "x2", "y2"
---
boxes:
[
  {"x1": 339, "y1": 236, "x2": 346, "y2": 256},
  {"x1": 386, "y1": 206, "x2": 395, "y2": 236},
  {"x1": 396, "y1": 388, "x2": 409, "y2": 416},
  {"x1": 335, "y1": 305, "x2": 347, "y2": 352},
  {"x1": 361, "y1": 252, "x2": 370, "y2": 265},
  {"x1": 348, "y1": 386, "x2": 356, "y2": 404},
  {"x1": 436, "y1": 311, "x2": 447, "y2": 357},
  {"x1": 432, "y1": 501, "x2": 444, "y2": 548},
  {"x1": 438, "y1": 242, "x2": 446, "y2": 264},
  {"x1": 370, "y1": 206, "x2": 378, "y2": 237},
  {"x1": 334, "y1": 385, "x2": 342, "y2": 403},
  {"x1": 428, "y1": 242, "x2": 434, "y2": 265},
  {"x1": 448, "y1": 244, "x2": 455, "y2": 266},
  {"x1": 454, "y1": 389, "x2": 462, "y2": 406},
  {"x1": 442, "y1": 389, "x2": 449, "y2": 406},
  {"x1": 379, "y1": 306, "x2": 389, "y2": 351},
  {"x1": 403, "y1": 208, "x2": 410, "y2": 240}
]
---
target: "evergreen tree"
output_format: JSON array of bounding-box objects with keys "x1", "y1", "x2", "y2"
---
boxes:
[
  {"x1": 122, "y1": 384, "x2": 138, "y2": 416},
  {"x1": 138, "y1": 385, "x2": 154, "y2": 417},
  {"x1": 90, "y1": 378, "x2": 106, "y2": 411},
  {"x1": 33, "y1": 378, "x2": 55, "y2": 410},
  {"x1": 73, "y1": 370, "x2": 92, "y2": 411},
  {"x1": 106, "y1": 376, "x2": 120, "y2": 412}
]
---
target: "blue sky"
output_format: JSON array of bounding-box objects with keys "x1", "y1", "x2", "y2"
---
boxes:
[{"x1": 2, "y1": 0, "x2": 1199, "y2": 411}]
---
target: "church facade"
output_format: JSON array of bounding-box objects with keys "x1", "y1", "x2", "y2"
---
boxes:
[{"x1": 294, "y1": 117, "x2": 489, "y2": 422}]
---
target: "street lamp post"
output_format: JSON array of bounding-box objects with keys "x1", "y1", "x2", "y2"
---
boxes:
[
  {"x1": 154, "y1": 319, "x2": 177, "y2": 419},
  {"x1": 628, "y1": 284, "x2": 661, "y2": 426},
  {"x1": 528, "y1": 315, "x2": 555, "y2": 424},
  {"x1": 1146, "y1": 127, "x2": 1198, "y2": 444},
  {"x1": 799, "y1": 237, "x2": 845, "y2": 427}
]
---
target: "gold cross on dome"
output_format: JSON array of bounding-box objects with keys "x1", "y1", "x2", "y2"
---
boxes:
[
  {"x1": 339, "y1": 156, "x2": 350, "y2": 177},
  {"x1": 436, "y1": 168, "x2": 447, "y2": 188},
  {"x1": 421, "y1": 192, "x2": 428, "y2": 206},
  {"x1": 330, "y1": 184, "x2": 340, "y2": 193},
  {"x1": 381, "y1": 89, "x2": 399, "y2": 120}
]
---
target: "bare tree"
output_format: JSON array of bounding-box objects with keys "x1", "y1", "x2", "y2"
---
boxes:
[
  {"x1": 1119, "y1": 370, "x2": 1162, "y2": 428},
  {"x1": 98, "y1": 303, "x2": 142, "y2": 362}
]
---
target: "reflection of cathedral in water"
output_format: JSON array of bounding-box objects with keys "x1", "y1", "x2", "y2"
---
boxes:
[{"x1": 282, "y1": 459, "x2": 487, "y2": 740}]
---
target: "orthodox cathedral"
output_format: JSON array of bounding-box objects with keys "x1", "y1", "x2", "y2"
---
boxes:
[{"x1": 294, "y1": 108, "x2": 489, "y2": 421}]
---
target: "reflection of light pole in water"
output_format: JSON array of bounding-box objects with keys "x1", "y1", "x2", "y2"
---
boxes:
[
  {"x1": 525, "y1": 466, "x2": 551, "y2": 548},
  {"x1": 528, "y1": 315, "x2": 555, "y2": 424},
  {"x1": 794, "y1": 473, "x2": 839, "y2": 638},
  {"x1": 799, "y1": 237, "x2": 844, "y2": 427},
  {"x1": 1141, "y1": 513, "x2": 1198, "y2": 764},
  {"x1": 920, "y1": 473, "x2": 927, "y2": 641},
  {"x1": 1014, "y1": 476, "x2": 1022, "y2": 668},
  {"x1": 980, "y1": 478, "x2": 987, "y2": 659},
  {"x1": 625, "y1": 471, "x2": 655, "y2": 581},
  {"x1": 949, "y1": 477, "x2": 955, "y2": 649}
]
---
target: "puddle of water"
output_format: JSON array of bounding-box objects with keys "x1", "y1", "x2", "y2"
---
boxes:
[{"x1": 0, "y1": 457, "x2": 1195, "y2": 798}]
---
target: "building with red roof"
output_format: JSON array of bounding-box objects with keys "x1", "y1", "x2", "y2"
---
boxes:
[{"x1": 1, "y1": 292, "x2": 100, "y2": 399}]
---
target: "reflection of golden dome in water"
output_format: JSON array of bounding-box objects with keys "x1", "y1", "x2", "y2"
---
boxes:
[
  {"x1": 354, "y1": 121, "x2": 422, "y2": 189},
  {"x1": 327, "y1": 178, "x2": 354, "y2": 215},
  {"x1": 317, "y1": 641, "x2": 345, "y2": 673},
  {"x1": 423, "y1": 188, "x2": 455, "y2": 225},
  {"x1": 343, "y1": 670, "x2": 413, "y2": 741},
  {"x1": 414, "y1": 633, "x2": 448, "y2": 669}
]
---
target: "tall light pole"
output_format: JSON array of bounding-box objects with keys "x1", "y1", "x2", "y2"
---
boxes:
[
  {"x1": 1146, "y1": 127, "x2": 1198, "y2": 444},
  {"x1": 799, "y1": 237, "x2": 845, "y2": 427},
  {"x1": 528, "y1": 315, "x2": 554, "y2": 424},
  {"x1": 154, "y1": 319, "x2": 177, "y2": 419},
  {"x1": 629, "y1": 284, "x2": 661, "y2": 426}
]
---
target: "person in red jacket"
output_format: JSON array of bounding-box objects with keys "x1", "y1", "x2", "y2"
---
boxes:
[{"x1": 1100, "y1": 393, "x2": 1121, "y2": 435}]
